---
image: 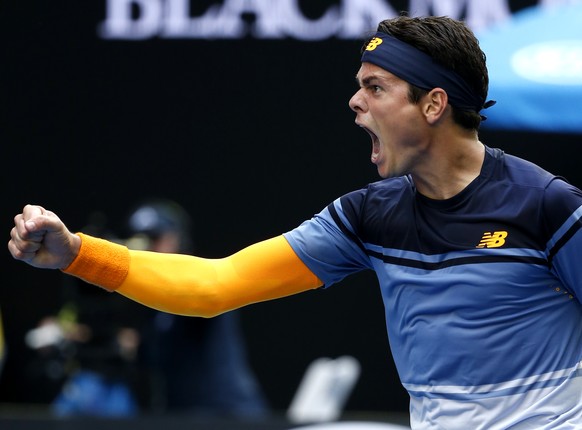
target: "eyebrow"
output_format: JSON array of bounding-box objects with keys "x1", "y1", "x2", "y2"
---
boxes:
[{"x1": 356, "y1": 74, "x2": 381, "y2": 86}]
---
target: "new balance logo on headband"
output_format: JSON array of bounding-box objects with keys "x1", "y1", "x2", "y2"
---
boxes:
[
  {"x1": 476, "y1": 231, "x2": 508, "y2": 248},
  {"x1": 365, "y1": 37, "x2": 383, "y2": 51}
]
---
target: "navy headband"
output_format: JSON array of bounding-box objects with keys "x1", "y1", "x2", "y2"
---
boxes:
[{"x1": 361, "y1": 32, "x2": 493, "y2": 114}]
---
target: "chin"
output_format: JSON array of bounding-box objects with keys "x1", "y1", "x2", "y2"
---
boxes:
[
  {"x1": 377, "y1": 167, "x2": 401, "y2": 179},
  {"x1": 377, "y1": 169, "x2": 390, "y2": 179}
]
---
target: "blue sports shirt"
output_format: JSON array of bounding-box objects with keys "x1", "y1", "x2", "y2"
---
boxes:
[{"x1": 284, "y1": 146, "x2": 582, "y2": 429}]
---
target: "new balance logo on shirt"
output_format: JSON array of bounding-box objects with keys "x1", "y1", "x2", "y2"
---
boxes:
[{"x1": 476, "y1": 231, "x2": 508, "y2": 248}]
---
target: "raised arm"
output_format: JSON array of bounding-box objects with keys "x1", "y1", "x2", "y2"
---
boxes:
[
  {"x1": 69, "y1": 234, "x2": 321, "y2": 317},
  {"x1": 9, "y1": 205, "x2": 322, "y2": 317}
]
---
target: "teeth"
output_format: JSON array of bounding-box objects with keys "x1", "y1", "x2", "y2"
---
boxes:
[
  {"x1": 368, "y1": 130, "x2": 380, "y2": 161},
  {"x1": 357, "y1": 124, "x2": 380, "y2": 163}
]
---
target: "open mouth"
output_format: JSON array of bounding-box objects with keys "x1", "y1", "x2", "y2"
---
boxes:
[{"x1": 361, "y1": 126, "x2": 381, "y2": 163}]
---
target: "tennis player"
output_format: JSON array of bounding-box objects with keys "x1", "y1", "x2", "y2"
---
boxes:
[{"x1": 9, "y1": 16, "x2": 582, "y2": 429}]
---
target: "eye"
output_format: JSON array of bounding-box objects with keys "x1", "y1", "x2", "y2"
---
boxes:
[{"x1": 368, "y1": 85, "x2": 382, "y2": 94}]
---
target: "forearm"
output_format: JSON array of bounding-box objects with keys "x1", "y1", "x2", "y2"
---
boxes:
[{"x1": 63, "y1": 234, "x2": 321, "y2": 317}]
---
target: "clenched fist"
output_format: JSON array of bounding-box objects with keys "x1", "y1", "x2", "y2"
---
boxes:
[{"x1": 8, "y1": 205, "x2": 81, "y2": 270}]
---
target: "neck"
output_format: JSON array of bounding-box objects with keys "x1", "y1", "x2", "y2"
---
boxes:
[{"x1": 411, "y1": 133, "x2": 485, "y2": 200}]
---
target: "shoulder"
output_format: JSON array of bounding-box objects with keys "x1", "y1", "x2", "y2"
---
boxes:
[
  {"x1": 339, "y1": 176, "x2": 414, "y2": 212},
  {"x1": 490, "y1": 146, "x2": 582, "y2": 206},
  {"x1": 487, "y1": 147, "x2": 582, "y2": 219},
  {"x1": 331, "y1": 176, "x2": 415, "y2": 240},
  {"x1": 543, "y1": 177, "x2": 582, "y2": 224},
  {"x1": 489, "y1": 147, "x2": 555, "y2": 189}
]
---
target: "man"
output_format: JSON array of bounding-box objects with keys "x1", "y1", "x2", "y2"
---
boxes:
[
  {"x1": 9, "y1": 16, "x2": 582, "y2": 429},
  {"x1": 125, "y1": 199, "x2": 267, "y2": 416}
]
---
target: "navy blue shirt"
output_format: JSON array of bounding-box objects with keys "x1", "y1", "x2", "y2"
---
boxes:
[{"x1": 285, "y1": 146, "x2": 582, "y2": 429}]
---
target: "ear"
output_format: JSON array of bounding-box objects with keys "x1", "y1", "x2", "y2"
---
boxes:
[{"x1": 423, "y1": 88, "x2": 449, "y2": 125}]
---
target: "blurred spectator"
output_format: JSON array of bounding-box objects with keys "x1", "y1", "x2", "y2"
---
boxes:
[
  {"x1": 126, "y1": 198, "x2": 268, "y2": 418},
  {"x1": 25, "y1": 275, "x2": 142, "y2": 417}
]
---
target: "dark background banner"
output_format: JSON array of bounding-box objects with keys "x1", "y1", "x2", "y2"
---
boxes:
[{"x1": 1, "y1": 0, "x2": 578, "y2": 415}]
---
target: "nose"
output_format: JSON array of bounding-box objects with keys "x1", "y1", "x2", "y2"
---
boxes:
[{"x1": 349, "y1": 88, "x2": 365, "y2": 113}]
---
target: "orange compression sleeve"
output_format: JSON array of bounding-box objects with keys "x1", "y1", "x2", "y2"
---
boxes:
[{"x1": 64, "y1": 233, "x2": 322, "y2": 317}]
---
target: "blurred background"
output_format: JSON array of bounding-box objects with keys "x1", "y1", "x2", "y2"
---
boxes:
[{"x1": 1, "y1": 0, "x2": 581, "y2": 428}]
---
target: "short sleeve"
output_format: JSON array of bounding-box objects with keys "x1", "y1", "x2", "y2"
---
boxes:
[{"x1": 284, "y1": 196, "x2": 373, "y2": 288}]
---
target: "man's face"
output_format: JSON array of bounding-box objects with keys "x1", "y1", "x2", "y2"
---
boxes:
[{"x1": 349, "y1": 62, "x2": 429, "y2": 179}]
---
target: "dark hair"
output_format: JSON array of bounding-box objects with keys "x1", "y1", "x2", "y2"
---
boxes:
[{"x1": 367, "y1": 15, "x2": 489, "y2": 130}]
